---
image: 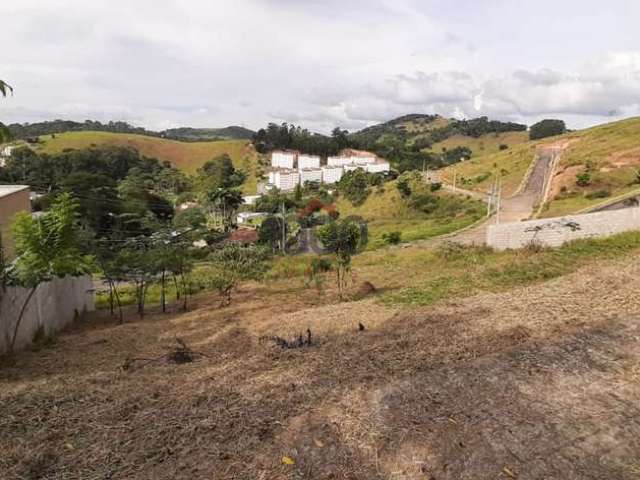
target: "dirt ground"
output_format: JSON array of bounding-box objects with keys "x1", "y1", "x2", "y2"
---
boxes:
[{"x1": 2, "y1": 259, "x2": 640, "y2": 479}]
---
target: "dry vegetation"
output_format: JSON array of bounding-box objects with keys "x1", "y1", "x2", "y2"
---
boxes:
[{"x1": 3, "y1": 232, "x2": 640, "y2": 479}]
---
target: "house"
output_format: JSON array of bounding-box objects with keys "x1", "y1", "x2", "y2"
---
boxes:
[
  {"x1": 0, "y1": 185, "x2": 31, "y2": 260},
  {"x1": 242, "y1": 195, "x2": 261, "y2": 206}
]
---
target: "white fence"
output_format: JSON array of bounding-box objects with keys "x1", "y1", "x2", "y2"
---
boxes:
[
  {"x1": 487, "y1": 206, "x2": 640, "y2": 250},
  {"x1": 0, "y1": 275, "x2": 94, "y2": 353}
]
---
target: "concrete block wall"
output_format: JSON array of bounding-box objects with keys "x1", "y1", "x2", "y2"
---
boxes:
[
  {"x1": 487, "y1": 207, "x2": 640, "y2": 250},
  {"x1": 0, "y1": 275, "x2": 94, "y2": 353}
]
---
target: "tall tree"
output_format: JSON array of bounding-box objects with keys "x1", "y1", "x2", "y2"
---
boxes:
[
  {"x1": 0, "y1": 79, "x2": 13, "y2": 143},
  {"x1": 8, "y1": 193, "x2": 90, "y2": 352}
]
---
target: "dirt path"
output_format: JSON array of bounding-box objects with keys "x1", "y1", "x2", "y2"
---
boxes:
[{"x1": 2, "y1": 257, "x2": 640, "y2": 479}]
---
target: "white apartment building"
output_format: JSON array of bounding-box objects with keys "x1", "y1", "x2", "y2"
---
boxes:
[
  {"x1": 327, "y1": 156, "x2": 352, "y2": 167},
  {"x1": 321, "y1": 166, "x2": 344, "y2": 184},
  {"x1": 344, "y1": 164, "x2": 362, "y2": 172},
  {"x1": 268, "y1": 169, "x2": 300, "y2": 192},
  {"x1": 365, "y1": 162, "x2": 391, "y2": 173},
  {"x1": 299, "y1": 168, "x2": 323, "y2": 185},
  {"x1": 297, "y1": 154, "x2": 321, "y2": 170},
  {"x1": 354, "y1": 156, "x2": 376, "y2": 165},
  {"x1": 271, "y1": 151, "x2": 296, "y2": 169}
]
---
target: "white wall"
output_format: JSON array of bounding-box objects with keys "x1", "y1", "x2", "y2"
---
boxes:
[
  {"x1": 300, "y1": 168, "x2": 322, "y2": 185},
  {"x1": 297, "y1": 155, "x2": 320, "y2": 170},
  {"x1": 487, "y1": 207, "x2": 640, "y2": 250},
  {"x1": 0, "y1": 275, "x2": 95, "y2": 353},
  {"x1": 271, "y1": 151, "x2": 295, "y2": 169},
  {"x1": 366, "y1": 162, "x2": 390, "y2": 173},
  {"x1": 274, "y1": 171, "x2": 300, "y2": 191},
  {"x1": 322, "y1": 166, "x2": 343, "y2": 184}
]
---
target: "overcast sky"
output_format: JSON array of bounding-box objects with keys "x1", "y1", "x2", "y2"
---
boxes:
[{"x1": 1, "y1": 0, "x2": 640, "y2": 133}]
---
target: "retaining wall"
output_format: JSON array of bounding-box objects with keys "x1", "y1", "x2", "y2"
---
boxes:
[
  {"x1": 487, "y1": 207, "x2": 640, "y2": 250},
  {"x1": 0, "y1": 275, "x2": 94, "y2": 353}
]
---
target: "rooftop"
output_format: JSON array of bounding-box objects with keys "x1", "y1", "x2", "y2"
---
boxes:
[{"x1": 0, "y1": 185, "x2": 29, "y2": 199}]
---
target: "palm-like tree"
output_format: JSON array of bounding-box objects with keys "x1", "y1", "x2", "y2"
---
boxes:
[
  {"x1": 208, "y1": 188, "x2": 244, "y2": 231},
  {"x1": 0, "y1": 80, "x2": 13, "y2": 97},
  {"x1": 0, "y1": 79, "x2": 13, "y2": 143}
]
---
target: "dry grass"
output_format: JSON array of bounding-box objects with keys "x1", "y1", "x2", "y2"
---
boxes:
[{"x1": 3, "y1": 240, "x2": 640, "y2": 478}]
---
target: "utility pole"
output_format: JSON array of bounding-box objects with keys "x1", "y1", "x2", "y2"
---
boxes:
[
  {"x1": 495, "y1": 178, "x2": 502, "y2": 224},
  {"x1": 486, "y1": 180, "x2": 493, "y2": 218},
  {"x1": 453, "y1": 170, "x2": 457, "y2": 191},
  {"x1": 281, "y1": 200, "x2": 286, "y2": 254}
]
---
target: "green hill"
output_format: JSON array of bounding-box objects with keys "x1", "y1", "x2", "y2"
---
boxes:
[{"x1": 34, "y1": 131, "x2": 263, "y2": 194}]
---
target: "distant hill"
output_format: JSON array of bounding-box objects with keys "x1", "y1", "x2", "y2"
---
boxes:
[
  {"x1": 349, "y1": 114, "x2": 527, "y2": 152},
  {"x1": 33, "y1": 131, "x2": 263, "y2": 194},
  {"x1": 7, "y1": 120, "x2": 255, "y2": 142},
  {"x1": 162, "y1": 126, "x2": 255, "y2": 141}
]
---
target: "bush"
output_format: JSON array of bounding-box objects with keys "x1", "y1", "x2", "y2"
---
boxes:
[
  {"x1": 499, "y1": 144, "x2": 509, "y2": 151},
  {"x1": 429, "y1": 182, "x2": 442, "y2": 192},
  {"x1": 576, "y1": 172, "x2": 592, "y2": 187},
  {"x1": 585, "y1": 189, "x2": 611, "y2": 199},
  {"x1": 382, "y1": 231, "x2": 402, "y2": 245}
]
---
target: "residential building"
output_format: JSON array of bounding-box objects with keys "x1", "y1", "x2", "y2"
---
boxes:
[
  {"x1": 268, "y1": 169, "x2": 300, "y2": 192},
  {"x1": 321, "y1": 166, "x2": 344, "y2": 184},
  {"x1": 271, "y1": 151, "x2": 296, "y2": 169},
  {"x1": 327, "y1": 156, "x2": 352, "y2": 167},
  {"x1": 365, "y1": 161, "x2": 391, "y2": 173},
  {"x1": 0, "y1": 185, "x2": 31, "y2": 260},
  {"x1": 299, "y1": 168, "x2": 323, "y2": 185},
  {"x1": 297, "y1": 154, "x2": 321, "y2": 170},
  {"x1": 236, "y1": 211, "x2": 267, "y2": 224},
  {"x1": 242, "y1": 195, "x2": 261, "y2": 206}
]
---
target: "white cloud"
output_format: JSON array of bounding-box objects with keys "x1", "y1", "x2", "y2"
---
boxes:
[{"x1": 1, "y1": 1, "x2": 639, "y2": 133}]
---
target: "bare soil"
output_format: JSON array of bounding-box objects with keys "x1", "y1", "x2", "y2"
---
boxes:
[{"x1": 2, "y1": 260, "x2": 640, "y2": 479}]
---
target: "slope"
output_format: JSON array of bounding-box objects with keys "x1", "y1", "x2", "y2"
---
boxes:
[
  {"x1": 336, "y1": 179, "x2": 485, "y2": 249},
  {"x1": 35, "y1": 131, "x2": 263, "y2": 194}
]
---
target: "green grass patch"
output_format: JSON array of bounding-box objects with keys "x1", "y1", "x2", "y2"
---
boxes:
[{"x1": 385, "y1": 230, "x2": 640, "y2": 306}]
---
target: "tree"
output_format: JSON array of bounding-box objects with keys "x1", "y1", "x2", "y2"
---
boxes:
[
  {"x1": 7, "y1": 193, "x2": 90, "y2": 352},
  {"x1": 316, "y1": 218, "x2": 366, "y2": 299},
  {"x1": 207, "y1": 188, "x2": 244, "y2": 231},
  {"x1": 207, "y1": 244, "x2": 269, "y2": 306},
  {"x1": 0, "y1": 79, "x2": 13, "y2": 143},
  {"x1": 529, "y1": 119, "x2": 566, "y2": 140},
  {"x1": 338, "y1": 168, "x2": 370, "y2": 206},
  {"x1": 259, "y1": 215, "x2": 287, "y2": 252},
  {"x1": 195, "y1": 154, "x2": 245, "y2": 195},
  {"x1": 172, "y1": 207, "x2": 206, "y2": 230}
]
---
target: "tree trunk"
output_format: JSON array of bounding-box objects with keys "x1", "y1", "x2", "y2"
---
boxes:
[
  {"x1": 113, "y1": 282, "x2": 123, "y2": 324},
  {"x1": 9, "y1": 285, "x2": 38, "y2": 353},
  {"x1": 161, "y1": 269, "x2": 166, "y2": 313}
]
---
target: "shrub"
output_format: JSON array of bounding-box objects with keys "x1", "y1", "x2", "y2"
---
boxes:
[
  {"x1": 576, "y1": 172, "x2": 591, "y2": 187},
  {"x1": 499, "y1": 144, "x2": 509, "y2": 151},
  {"x1": 382, "y1": 231, "x2": 402, "y2": 245},
  {"x1": 429, "y1": 182, "x2": 442, "y2": 192},
  {"x1": 529, "y1": 119, "x2": 566, "y2": 140},
  {"x1": 585, "y1": 189, "x2": 611, "y2": 199}
]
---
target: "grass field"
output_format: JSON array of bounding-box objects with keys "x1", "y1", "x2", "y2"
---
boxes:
[
  {"x1": 540, "y1": 117, "x2": 640, "y2": 217},
  {"x1": 35, "y1": 131, "x2": 262, "y2": 194},
  {"x1": 439, "y1": 140, "x2": 540, "y2": 197},
  {"x1": 335, "y1": 180, "x2": 484, "y2": 249},
  {"x1": 428, "y1": 131, "x2": 529, "y2": 157}
]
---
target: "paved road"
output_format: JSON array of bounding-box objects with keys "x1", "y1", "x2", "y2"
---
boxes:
[{"x1": 420, "y1": 146, "x2": 561, "y2": 247}]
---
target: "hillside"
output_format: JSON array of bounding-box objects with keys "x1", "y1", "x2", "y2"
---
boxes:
[
  {"x1": 8, "y1": 120, "x2": 255, "y2": 142},
  {"x1": 4, "y1": 230, "x2": 640, "y2": 479},
  {"x1": 336, "y1": 179, "x2": 484, "y2": 249},
  {"x1": 162, "y1": 126, "x2": 255, "y2": 141},
  {"x1": 34, "y1": 131, "x2": 263, "y2": 194},
  {"x1": 540, "y1": 116, "x2": 640, "y2": 217}
]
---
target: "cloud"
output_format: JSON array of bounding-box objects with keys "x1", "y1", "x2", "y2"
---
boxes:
[{"x1": 1, "y1": 1, "x2": 640, "y2": 133}]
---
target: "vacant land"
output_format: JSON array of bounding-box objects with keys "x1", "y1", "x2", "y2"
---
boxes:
[
  {"x1": 3, "y1": 233, "x2": 640, "y2": 479},
  {"x1": 36, "y1": 131, "x2": 262, "y2": 194}
]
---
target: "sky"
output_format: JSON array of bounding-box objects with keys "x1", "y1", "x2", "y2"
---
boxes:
[{"x1": 1, "y1": 0, "x2": 640, "y2": 133}]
